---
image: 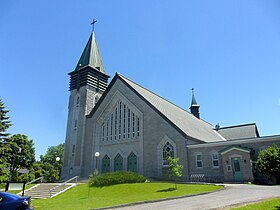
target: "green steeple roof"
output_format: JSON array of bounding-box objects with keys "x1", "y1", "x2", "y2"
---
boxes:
[
  {"x1": 75, "y1": 32, "x2": 106, "y2": 74},
  {"x1": 191, "y1": 88, "x2": 199, "y2": 107},
  {"x1": 191, "y1": 94, "x2": 199, "y2": 106}
]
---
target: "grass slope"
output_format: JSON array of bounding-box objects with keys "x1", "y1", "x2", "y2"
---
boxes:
[
  {"x1": 33, "y1": 182, "x2": 222, "y2": 210},
  {"x1": 231, "y1": 197, "x2": 280, "y2": 210}
]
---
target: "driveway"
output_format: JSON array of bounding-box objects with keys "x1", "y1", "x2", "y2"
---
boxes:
[{"x1": 110, "y1": 184, "x2": 280, "y2": 210}]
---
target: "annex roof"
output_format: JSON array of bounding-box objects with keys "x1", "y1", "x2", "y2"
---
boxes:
[
  {"x1": 117, "y1": 74, "x2": 226, "y2": 143},
  {"x1": 216, "y1": 123, "x2": 260, "y2": 141}
]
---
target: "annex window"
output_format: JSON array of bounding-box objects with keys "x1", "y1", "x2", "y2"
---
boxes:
[
  {"x1": 196, "y1": 154, "x2": 203, "y2": 168},
  {"x1": 162, "y1": 142, "x2": 174, "y2": 166},
  {"x1": 212, "y1": 153, "x2": 219, "y2": 168}
]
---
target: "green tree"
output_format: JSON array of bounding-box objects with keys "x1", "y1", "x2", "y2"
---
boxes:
[
  {"x1": 5, "y1": 134, "x2": 36, "y2": 182},
  {"x1": 0, "y1": 98, "x2": 11, "y2": 182},
  {"x1": 0, "y1": 97, "x2": 11, "y2": 140},
  {"x1": 257, "y1": 145, "x2": 280, "y2": 184},
  {"x1": 40, "y1": 144, "x2": 64, "y2": 182},
  {"x1": 167, "y1": 156, "x2": 183, "y2": 189}
]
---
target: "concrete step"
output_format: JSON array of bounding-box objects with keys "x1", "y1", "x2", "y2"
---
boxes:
[{"x1": 23, "y1": 183, "x2": 76, "y2": 199}]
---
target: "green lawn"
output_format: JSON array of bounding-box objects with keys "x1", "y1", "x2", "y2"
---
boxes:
[
  {"x1": 231, "y1": 197, "x2": 280, "y2": 210},
  {"x1": 32, "y1": 182, "x2": 223, "y2": 210}
]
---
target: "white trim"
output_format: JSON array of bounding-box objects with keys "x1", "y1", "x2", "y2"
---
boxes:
[
  {"x1": 221, "y1": 147, "x2": 250, "y2": 155},
  {"x1": 187, "y1": 135, "x2": 280, "y2": 149}
]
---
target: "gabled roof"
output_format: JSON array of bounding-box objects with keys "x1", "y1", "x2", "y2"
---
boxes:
[
  {"x1": 74, "y1": 32, "x2": 106, "y2": 74},
  {"x1": 216, "y1": 123, "x2": 260, "y2": 141},
  {"x1": 117, "y1": 74, "x2": 226, "y2": 143}
]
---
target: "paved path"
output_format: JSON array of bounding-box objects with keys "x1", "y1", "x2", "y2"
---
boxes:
[{"x1": 111, "y1": 184, "x2": 280, "y2": 210}]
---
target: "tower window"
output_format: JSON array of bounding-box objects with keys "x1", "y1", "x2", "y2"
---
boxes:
[
  {"x1": 95, "y1": 95, "x2": 100, "y2": 105},
  {"x1": 76, "y1": 97, "x2": 80, "y2": 106},
  {"x1": 72, "y1": 145, "x2": 76, "y2": 156}
]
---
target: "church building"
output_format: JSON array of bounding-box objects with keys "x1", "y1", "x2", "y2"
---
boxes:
[{"x1": 61, "y1": 26, "x2": 280, "y2": 183}]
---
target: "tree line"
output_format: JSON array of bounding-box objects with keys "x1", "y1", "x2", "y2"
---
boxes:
[{"x1": 0, "y1": 97, "x2": 64, "y2": 183}]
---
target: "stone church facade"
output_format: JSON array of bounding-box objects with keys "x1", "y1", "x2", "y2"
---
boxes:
[{"x1": 61, "y1": 30, "x2": 280, "y2": 183}]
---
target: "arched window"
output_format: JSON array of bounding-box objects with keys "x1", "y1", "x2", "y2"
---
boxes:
[
  {"x1": 114, "y1": 153, "x2": 123, "y2": 171},
  {"x1": 127, "y1": 152, "x2": 137, "y2": 172},
  {"x1": 162, "y1": 142, "x2": 174, "y2": 166},
  {"x1": 95, "y1": 95, "x2": 100, "y2": 105},
  {"x1": 102, "y1": 155, "x2": 110, "y2": 173},
  {"x1": 76, "y1": 96, "x2": 80, "y2": 106}
]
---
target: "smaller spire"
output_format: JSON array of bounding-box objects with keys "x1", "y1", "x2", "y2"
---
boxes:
[
  {"x1": 191, "y1": 88, "x2": 198, "y2": 106},
  {"x1": 189, "y1": 88, "x2": 200, "y2": 119}
]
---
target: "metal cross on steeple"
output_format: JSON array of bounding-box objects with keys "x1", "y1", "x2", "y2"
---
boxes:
[{"x1": 91, "y1": 18, "x2": 97, "y2": 32}]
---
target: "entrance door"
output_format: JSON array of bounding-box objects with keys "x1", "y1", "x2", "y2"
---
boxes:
[
  {"x1": 127, "y1": 152, "x2": 137, "y2": 172},
  {"x1": 114, "y1": 153, "x2": 123, "y2": 171},
  {"x1": 231, "y1": 157, "x2": 243, "y2": 181}
]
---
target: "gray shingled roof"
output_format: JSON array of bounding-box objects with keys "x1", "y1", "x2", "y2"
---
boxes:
[
  {"x1": 217, "y1": 123, "x2": 260, "y2": 140},
  {"x1": 118, "y1": 74, "x2": 226, "y2": 142}
]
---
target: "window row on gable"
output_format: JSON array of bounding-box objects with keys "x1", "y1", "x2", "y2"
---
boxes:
[{"x1": 101, "y1": 101, "x2": 140, "y2": 142}]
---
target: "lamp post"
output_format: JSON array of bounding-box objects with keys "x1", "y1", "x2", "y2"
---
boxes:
[{"x1": 94, "y1": 152, "x2": 100, "y2": 175}]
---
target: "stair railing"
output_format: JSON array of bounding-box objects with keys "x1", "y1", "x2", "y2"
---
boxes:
[
  {"x1": 26, "y1": 176, "x2": 43, "y2": 185},
  {"x1": 49, "y1": 176, "x2": 78, "y2": 198}
]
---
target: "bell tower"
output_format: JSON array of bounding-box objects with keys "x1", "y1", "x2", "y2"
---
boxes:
[{"x1": 61, "y1": 20, "x2": 110, "y2": 179}]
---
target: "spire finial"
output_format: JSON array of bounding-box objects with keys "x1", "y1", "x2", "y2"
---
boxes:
[
  {"x1": 192, "y1": 88, "x2": 194, "y2": 96},
  {"x1": 91, "y1": 18, "x2": 97, "y2": 32}
]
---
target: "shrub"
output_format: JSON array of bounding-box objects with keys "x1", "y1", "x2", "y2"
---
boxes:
[{"x1": 89, "y1": 171, "x2": 146, "y2": 187}]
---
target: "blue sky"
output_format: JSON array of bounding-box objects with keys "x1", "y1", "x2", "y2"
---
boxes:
[{"x1": 1, "y1": 0, "x2": 280, "y2": 159}]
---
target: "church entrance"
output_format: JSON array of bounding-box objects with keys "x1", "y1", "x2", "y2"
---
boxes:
[
  {"x1": 102, "y1": 155, "x2": 110, "y2": 173},
  {"x1": 127, "y1": 152, "x2": 137, "y2": 172},
  {"x1": 114, "y1": 153, "x2": 123, "y2": 171},
  {"x1": 232, "y1": 157, "x2": 243, "y2": 181}
]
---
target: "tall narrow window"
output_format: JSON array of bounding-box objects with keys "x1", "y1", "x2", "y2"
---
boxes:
[
  {"x1": 101, "y1": 123, "x2": 105, "y2": 141},
  {"x1": 110, "y1": 113, "x2": 113, "y2": 140},
  {"x1": 76, "y1": 96, "x2": 80, "y2": 106},
  {"x1": 127, "y1": 108, "x2": 131, "y2": 139},
  {"x1": 132, "y1": 113, "x2": 135, "y2": 138},
  {"x1": 115, "y1": 107, "x2": 117, "y2": 140},
  {"x1": 212, "y1": 153, "x2": 219, "y2": 168},
  {"x1": 72, "y1": 145, "x2": 76, "y2": 156},
  {"x1": 196, "y1": 154, "x2": 203, "y2": 168},
  {"x1": 106, "y1": 119, "x2": 109, "y2": 141},
  {"x1": 162, "y1": 142, "x2": 174, "y2": 166},
  {"x1": 123, "y1": 104, "x2": 126, "y2": 138},
  {"x1": 137, "y1": 117, "x2": 140, "y2": 137},
  {"x1": 119, "y1": 102, "x2": 122, "y2": 140},
  {"x1": 74, "y1": 120, "x2": 77, "y2": 128}
]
